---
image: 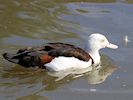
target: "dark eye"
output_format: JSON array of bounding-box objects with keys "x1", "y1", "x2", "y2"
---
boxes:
[{"x1": 100, "y1": 39, "x2": 105, "y2": 43}]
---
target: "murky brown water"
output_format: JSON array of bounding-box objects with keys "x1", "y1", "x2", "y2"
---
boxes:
[{"x1": 0, "y1": 0, "x2": 133, "y2": 100}]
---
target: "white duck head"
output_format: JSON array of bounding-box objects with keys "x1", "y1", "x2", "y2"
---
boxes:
[{"x1": 86, "y1": 33, "x2": 118, "y2": 64}]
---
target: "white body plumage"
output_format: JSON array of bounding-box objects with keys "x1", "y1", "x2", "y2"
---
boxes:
[{"x1": 45, "y1": 56, "x2": 93, "y2": 71}]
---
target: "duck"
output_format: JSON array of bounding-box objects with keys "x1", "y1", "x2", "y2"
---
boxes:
[{"x1": 3, "y1": 33, "x2": 118, "y2": 72}]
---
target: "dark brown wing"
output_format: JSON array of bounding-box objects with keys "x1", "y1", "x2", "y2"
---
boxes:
[{"x1": 44, "y1": 43, "x2": 91, "y2": 61}]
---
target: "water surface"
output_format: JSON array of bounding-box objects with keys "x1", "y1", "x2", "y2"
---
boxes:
[{"x1": 0, "y1": 0, "x2": 133, "y2": 100}]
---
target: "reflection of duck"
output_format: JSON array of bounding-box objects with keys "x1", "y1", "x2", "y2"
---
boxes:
[
  {"x1": 3, "y1": 33, "x2": 118, "y2": 71},
  {"x1": 87, "y1": 55, "x2": 117, "y2": 84}
]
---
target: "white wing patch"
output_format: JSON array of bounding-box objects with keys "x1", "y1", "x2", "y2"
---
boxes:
[{"x1": 45, "y1": 56, "x2": 92, "y2": 71}]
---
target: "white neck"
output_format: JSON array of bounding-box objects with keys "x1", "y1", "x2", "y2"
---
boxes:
[
  {"x1": 85, "y1": 42, "x2": 101, "y2": 65},
  {"x1": 88, "y1": 50, "x2": 100, "y2": 64}
]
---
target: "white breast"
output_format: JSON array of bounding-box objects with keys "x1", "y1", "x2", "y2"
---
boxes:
[{"x1": 45, "y1": 56, "x2": 93, "y2": 72}]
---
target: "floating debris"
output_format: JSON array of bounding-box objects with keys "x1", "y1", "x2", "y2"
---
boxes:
[
  {"x1": 124, "y1": 35, "x2": 130, "y2": 45},
  {"x1": 90, "y1": 88, "x2": 97, "y2": 92}
]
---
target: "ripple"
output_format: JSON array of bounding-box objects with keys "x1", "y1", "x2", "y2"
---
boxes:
[{"x1": 17, "y1": 11, "x2": 40, "y2": 20}]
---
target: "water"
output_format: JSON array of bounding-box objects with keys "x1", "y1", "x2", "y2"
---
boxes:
[{"x1": 0, "y1": 0, "x2": 133, "y2": 100}]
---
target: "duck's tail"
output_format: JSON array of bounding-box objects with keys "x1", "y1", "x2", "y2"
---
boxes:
[
  {"x1": 3, "y1": 53, "x2": 19, "y2": 64},
  {"x1": 2, "y1": 52, "x2": 41, "y2": 68}
]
